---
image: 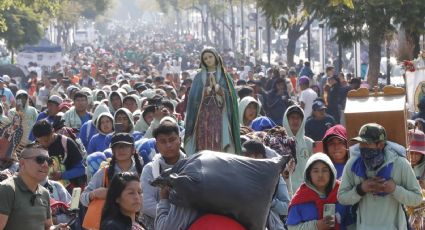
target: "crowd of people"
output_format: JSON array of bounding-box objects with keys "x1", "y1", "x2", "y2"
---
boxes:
[{"x1": 0, "y1": 26, "x2": 424, "y2": 230}]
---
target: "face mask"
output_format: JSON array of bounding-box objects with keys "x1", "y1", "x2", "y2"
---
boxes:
[{"x1": 360, "y1": 147, "x2": 385, "y2": 170}]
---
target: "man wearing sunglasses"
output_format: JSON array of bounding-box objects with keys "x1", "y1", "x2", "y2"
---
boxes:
[{"x1": 0, "y1": 144, "x2": 69, "y2": 229}]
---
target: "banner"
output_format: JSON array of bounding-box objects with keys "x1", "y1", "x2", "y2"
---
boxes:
[{"x1": 406, "y1": 58, "x2": 425, "y2": 112}]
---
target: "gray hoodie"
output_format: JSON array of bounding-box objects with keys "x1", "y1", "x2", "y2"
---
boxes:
[
  {"x1": 108, "y1": 91, "x2": 123, "y2": 115},
  {"x1": 282, "y1": 105, "x2": 314, "y2": 193}
]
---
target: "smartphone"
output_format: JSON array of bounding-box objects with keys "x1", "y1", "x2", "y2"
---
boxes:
[
  {"x1": 69, "y1": 187, "x2": 81, "y2": 211},
  {"x1": 323, "y1": 203, "x2": 335, "y2": 227},
  {"x1": 114, "y1": 123, "x2": 124, "y2": 133}
]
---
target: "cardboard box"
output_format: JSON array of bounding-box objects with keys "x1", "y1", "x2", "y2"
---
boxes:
[{"x1": 344, "y1": 87, "x2": 407, "y2": 147}]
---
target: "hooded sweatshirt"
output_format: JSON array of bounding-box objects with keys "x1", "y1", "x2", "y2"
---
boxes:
[
  {"x1": 123, "y1": 94, "x2": 142, "y2": 114},
  {"x1": 108, "y1": 91, "x2": 123, "y2": 115},
  {"x1": 8, "y1": 90, "x2": 38, "y2": 142},
  {"x1": 104, "y1": 108, "x2": 143, "y2": 148},
  {"x1": 63, "y1": 104, "x2": 92, "y2": 130},
  {"x1": 322, "y1": 125, "x2": 348, "y2": 179},
  {"x1": 134, "y1": 105, "x2": 155, "y2": 133},
  {"x1": 79, "y1": 103, "x2": 109, "y2": 149},
  {"x1": 287, "y1": 153, "x2": 353, "y2": 230},
  {"x1": 87, "y1": 112, "x2": 114, "y2": 154},
  {"x1": 93, "y1": 90, "x2": 107, "y2": 102},
  {"x1": 282, "y1": 105, "x2": 314, "y2": 193},
  {"x1": 238, "y1": 96, "x2": 260, "y2": 126},
  {"x1": 338, "y1": 144, "x2": 423, "y2": 230}
]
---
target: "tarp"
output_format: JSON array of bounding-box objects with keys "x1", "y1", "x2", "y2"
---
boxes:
[
  {"x1": 17, "y1": 39, "x2": 63, "y2": 67},
  {"x1": 0, "y1": 64, "x2": 27, "y2": 78},
  {"x1": 21, "y1": 39, "x2": 62, "y2": 53}
]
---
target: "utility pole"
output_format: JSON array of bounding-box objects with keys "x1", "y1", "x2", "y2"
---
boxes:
[
  {"x1": 266, "y1": 19, "x2": 271, "y2": 66},
  {"x1": 241, "y1": 0, "x2": 245, "y2": 56},
  {"x1": 255, "y1": 4, "x2": 259, "y2": 51},
  {"x1": 307, "y1": 17, "x2": 311, "y2": 62}
]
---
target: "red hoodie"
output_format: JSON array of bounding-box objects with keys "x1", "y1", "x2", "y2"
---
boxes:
[{"x1": 322, "y1": 124, "x2": 347, "y2": 154}]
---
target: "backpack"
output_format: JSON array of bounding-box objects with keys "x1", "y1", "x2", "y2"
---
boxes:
[{"x1": 57, "y1": 129, "x2": 87, "y2": 160}]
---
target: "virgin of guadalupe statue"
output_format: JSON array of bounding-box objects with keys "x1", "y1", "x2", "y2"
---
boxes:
[{"x1": 184, "y1": 48, "x2": 241, "y2": 155}]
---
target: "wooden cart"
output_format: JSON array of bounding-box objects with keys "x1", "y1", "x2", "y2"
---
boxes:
[{"x1": 344, "y1": 86, "x2": 407, "y2": 147}]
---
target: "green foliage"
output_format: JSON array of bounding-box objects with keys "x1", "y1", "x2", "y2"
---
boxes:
[
  {"x1": 0, "y1": 6, "x2": 44, "y2": 50},
  {"x1": 77, "y1": 0, "x2": 112, "y2": 19}
]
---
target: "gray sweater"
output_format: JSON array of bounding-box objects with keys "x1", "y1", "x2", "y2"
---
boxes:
[
  {"x1": 81, "y1": 160, "x2": 140, "y2": 207},
  {"x1": 141, "y1": 152, "x2": 186, "y2": 218},
  {"x1": 155, "y1": 200, "x2": 200, "y2": 230}
]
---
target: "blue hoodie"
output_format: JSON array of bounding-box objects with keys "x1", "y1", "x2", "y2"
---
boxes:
[
  {"x1": 135, "y1": 138, "x2": 158, "y2": 164},
  {"x1": 87, "y1": 112, "x2": 114, "y2": 154},
  {"x1": 78, "y1": 103, "x2": 109, "y2": 149},
  {"x1": 104, "y1": 108, "x2": 144, "y2": 148}
]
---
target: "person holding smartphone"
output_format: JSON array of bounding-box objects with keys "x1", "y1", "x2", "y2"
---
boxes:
[{"x1": 287, "y1": 153, "x2": 353, "y2": 230}]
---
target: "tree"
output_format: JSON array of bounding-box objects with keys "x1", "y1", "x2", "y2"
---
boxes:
[
  {"x1": 393, "y1": 0, "x2": 425, "y2": 60},
  {"x1": 77, "y1": 0, "x2": 112, "y2": 19},
  {"x1": 257, "y1": 0, "x2": 317, "y2": 67},
  {"x1": 0, "y1": 6, "x2": 44, "y2": 62},
  {"x1": 56, "y1": 0, "x2": 82, "y2": 48},
  {"x1": 303, "y1": 0, "x2": 399, "y2": 86}
]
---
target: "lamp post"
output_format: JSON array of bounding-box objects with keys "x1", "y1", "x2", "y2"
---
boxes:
[{"x1": 241, "y1": 0, "x2": 245, "y2": 56}]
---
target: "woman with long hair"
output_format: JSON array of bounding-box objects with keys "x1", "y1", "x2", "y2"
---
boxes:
[
  {"x1": 100, "y1": 172, "x2": 145, "y2": 230},
  {"x1": 80, "y1": 133, "x2": 143, "y2": 209}
]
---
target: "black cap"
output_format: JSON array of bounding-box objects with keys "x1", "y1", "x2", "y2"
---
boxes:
[{"x1": 110, "y1": 133, "x2": 134, "y2": 147}]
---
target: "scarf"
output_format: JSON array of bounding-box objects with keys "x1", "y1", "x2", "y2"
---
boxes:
[{"x1": 289, "y1": 182, "x2": 340, "y2": 230}]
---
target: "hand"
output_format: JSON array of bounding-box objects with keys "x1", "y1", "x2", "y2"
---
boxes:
[
  {"x1": 282, "y1": 159, "x2": 296, "y2": 179},
  {"x1": 316, "y1": 216, "x2": 334, "y2": 230},
  {"x1": 49, "y1": 171, "x2": 62, "y2": 181},
  {"x1": 361, "y1": 177, "x2": 385, "y2": 193},
  {"x1": 93, "y1": 187, "x2": 108, "y2": 199},
  {"x1": 159, "y1": 186, "x2": 170, "y2": 200},
  {"x1": 379, "y1": 179, "x2": 396, "y2": 194},
  {"x1": 154, "y1": 106, "x2": 169, "y2": 120}
]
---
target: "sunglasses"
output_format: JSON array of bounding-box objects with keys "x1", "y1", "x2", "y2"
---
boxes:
[{"x1": 23, "y1": 155, "x2": 53, "y2": 166}]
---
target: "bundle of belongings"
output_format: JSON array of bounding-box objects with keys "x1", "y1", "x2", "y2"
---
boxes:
[{"x1": 151, "y1": 150, "x2": 291, "y2": 230}]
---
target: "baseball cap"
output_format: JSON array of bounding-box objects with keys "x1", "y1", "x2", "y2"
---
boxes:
[
  {"x1": 58, "y1": 101, "x2": 72, "y2": 111},
  {"x1": 48, "y1": 95, "x2": 63, "y2": 105},
  {"x1": 312, "y1": 100, "x2": 327, "y2": 111},
  {"x1": 298, "y1": 76, "x2": 310, "y2": 85},
  {"x1": 110, "y1": 133, "x2": 134, "y2": 147},
  {"x1": 351, "y1": 123, "x2": 387, "y2": 144},
  {"x1": 0, "y1": 77, "x2": 4, "y2": 83}
]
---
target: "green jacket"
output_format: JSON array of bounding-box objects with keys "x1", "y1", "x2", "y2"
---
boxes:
[{"x1": 338, "y1": 146, "x2": 422, "y2": 230}]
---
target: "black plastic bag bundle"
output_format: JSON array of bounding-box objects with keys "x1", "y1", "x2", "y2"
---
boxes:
[{"x1": 151, "y1": 150, "x2": 291, "y2": 230}]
